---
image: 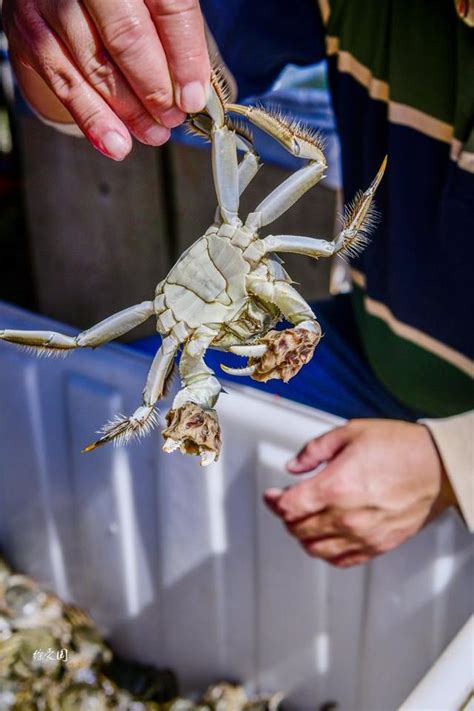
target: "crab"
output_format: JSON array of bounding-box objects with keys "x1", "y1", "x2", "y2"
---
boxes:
[{"x1": 0, "y1": 69, "x2": 386, "y2": 466}]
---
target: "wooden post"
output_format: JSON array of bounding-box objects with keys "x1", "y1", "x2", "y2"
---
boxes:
[{"x1": 18, "y1": 116, "x2": 171, "y2": 339}]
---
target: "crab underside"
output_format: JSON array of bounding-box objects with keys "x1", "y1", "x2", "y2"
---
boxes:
[{"x1": 0, "y1": 66, "x2": 386, "y2": 465}]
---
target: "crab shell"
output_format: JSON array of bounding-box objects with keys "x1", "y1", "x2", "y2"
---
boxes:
[{"x1": 154, "y1": 223, "x2": 286, "y2": 346}]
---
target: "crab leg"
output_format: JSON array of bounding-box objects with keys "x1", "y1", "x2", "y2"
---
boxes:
[
  {"x1": 226, "y1": 103, "x2": 327, "y2": 230},
  {"x1": 245, "y1": 162, "x2": 326, "y2": 231},
  {"x1": 205, "y1": 78, "x2": 240, "y2": 226},
  {"x1": 261, "y1": 234, "x2": 335, "y2": 258},
  {"x1": 255, "y1": 157, "x2": 387, "y2": 259},
  {"x1": 213, "y1": 134, "x2": 262, "y2": 224},
  {"x1": 172, "y1": 326, "x2": 221, "y2": 410},
  {"x1": 237, "y1": 146, "x2": 261, "y2": 196},
  {"x1": 162, "y1": 326, "x2": 222, "y2": 466},
  {"x1": 83, "y1": 335, "x2": 178, "y2": 452},
  {"x1": 0, "y1": 301, "x2": 154, "y2": 354},
  {"x1": 246, "y1": 276, "x2": 320, "y2": 334}
]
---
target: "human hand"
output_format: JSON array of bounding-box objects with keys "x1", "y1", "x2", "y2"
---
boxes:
[
  {"x1": 3, "y1": 0, "x2": 210, "y2": 159},
  {"x1": 264, "y1": 419, "x2": 456, "y2": 567}
]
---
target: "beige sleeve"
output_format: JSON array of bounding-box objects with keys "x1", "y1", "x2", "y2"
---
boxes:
[{"x1": 420, "y1": 411, "x2": 474, "y2": 531}]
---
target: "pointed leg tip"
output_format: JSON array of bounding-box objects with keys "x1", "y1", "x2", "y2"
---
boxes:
[
  {"x1": 368, "y1": 155, "x2": 388, "y2": 194},
  {"x1": 82, "y1": 442, "x2": 99, "y2": 454},
  {"x1": 376, "y1": 155, "x2": 388, "y2": 182}
]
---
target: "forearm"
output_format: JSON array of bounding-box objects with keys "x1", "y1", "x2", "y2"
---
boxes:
[{"x1": 420, "y1": 410, "x2": 474, "y2": 531}]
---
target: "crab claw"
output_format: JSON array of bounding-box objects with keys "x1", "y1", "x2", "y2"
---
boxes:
[
  {"x1": 248, "y1": 326, "x2": 321, "y2": 383},
  {"x1": 220, "y1": 363, "x2": 257, "y2": 377},
  {"x1": 162, "y1": 403, "x2": 221, "y2": 466},
  {"x1": 229, "y1": 344, "x2": 268, "y2": 358}
]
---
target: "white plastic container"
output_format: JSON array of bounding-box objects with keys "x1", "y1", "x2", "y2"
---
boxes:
[{"x1": 0, "y1": 302, "x2": 471, "y2": 710}]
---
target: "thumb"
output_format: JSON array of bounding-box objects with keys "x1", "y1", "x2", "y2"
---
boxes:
[{"x1": 286, "y1": 425, "x2": 351, "y2": 474}]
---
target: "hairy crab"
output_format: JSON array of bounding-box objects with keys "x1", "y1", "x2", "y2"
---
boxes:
[{"x1": 0, "y1": 69, "x2": 386, "y2": 466}]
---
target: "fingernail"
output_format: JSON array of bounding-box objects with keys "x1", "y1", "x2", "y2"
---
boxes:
[
  {"x1": 143, "y1": 124, "x2": 171, "y2": 145},
  {"x1": 286, "y1": 459, "x2": 298, "y2": 469},
  {"x1": 160, "y1": 107, "x2": 186, "y2": 129},
  {"x1": 178, "y1": 81, "x2": 207, "y2": 113},
  {"x1": 264, "y1": 488, "x2": 284, "y2": 500},
  {"x1": 100, "y1": 131, "x2": 129, "y2": 160}
]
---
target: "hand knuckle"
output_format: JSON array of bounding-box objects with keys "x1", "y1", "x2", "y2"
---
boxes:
[
  {"x1": 126, "y1": 109, "x2": 155, "y2": 132},
  {"x1": 145, "y1": 86, "x2": 173, "y2": 110},
  {"x1": 281, "y1": 509, "x2": 294, "y2": 524},
  {"x1": 103, "y1": 16, "x2": 144, "y2": 56},
  {"x1": 331, "y1": 509, "x2": 351, "y2": 531},
  {"x1": 84, "y1": 55, "x2": 117, "y2": 94},
  {"x1": 369, "y1": 538, "x2": 388, "y2": 555},
  {"x1": 339, "y1": 511, "x2": 370, "y2": 536},
  {"x1": 323, "y1": 479, "x2": 347, "y2": 503},
  {"x1": 285, "y1": 521, "x2": 300, "y2": 537},
  {"x1": 47, "y1": 68, "x2": 82, "y2": 104},
  {"x1": 336, "y1": 512, "x2": 356, "y2": 532},
  {"x1": 79, "y1": 106, "x2": 105, "y2": 134}
]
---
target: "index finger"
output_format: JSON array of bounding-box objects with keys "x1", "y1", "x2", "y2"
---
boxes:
[
  {"x1": 83, "y1": 0, "x2": 175, "y2": 121},
  {"x1": 146, "y1": 0, "x2": 210, "y2": 112},
  {"x1": 275, "y1": 477, "x2": 329, "y2": 523}
]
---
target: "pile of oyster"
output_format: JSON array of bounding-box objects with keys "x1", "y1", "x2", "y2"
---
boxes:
[{"x1": 0, "y1": 558, "x2": 283, "y2": 710}]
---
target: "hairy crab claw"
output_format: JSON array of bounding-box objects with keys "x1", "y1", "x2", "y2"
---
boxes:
[
  {"x1": 161, "y1": 402, "x2": 221, "y2": 467},
  {"x1": 219, "y1": 343, "x2": 268, "y2": 377},
  {"x1": 220, "y1": 363, "x2": 257, "y2": 377},
  {"x1": 222, "y1": 327, "x2": 321, "y2": 383}
]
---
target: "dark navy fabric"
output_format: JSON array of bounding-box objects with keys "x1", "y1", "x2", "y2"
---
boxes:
[
  {"x1": 201, "y1": 0, "x2": 324, "y2": 99},
  {"x1": 327, "y1": 65, "x2": 474, "y2": 357},
  {"x1": 131, "y1": 295, "x2": 425, "y2": 422},
  {"x1": 202, "y1": 1, "x2": 474, "y2": 367},
  {"x1": 173, "y1": 80, "x2": 341, "y2": 185}
]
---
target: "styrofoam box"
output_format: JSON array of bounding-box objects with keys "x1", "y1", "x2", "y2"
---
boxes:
[{"x1": 0, "y1": 302, "x2": 472, "y2": 710}]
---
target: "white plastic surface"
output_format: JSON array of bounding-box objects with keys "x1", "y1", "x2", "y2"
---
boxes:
[
  {"x1": 0, "y1": 302, "x2": 472, "y2": 710},
  {"x1": 400, "y1": 615, "x2": 474, "y2": 711}
]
